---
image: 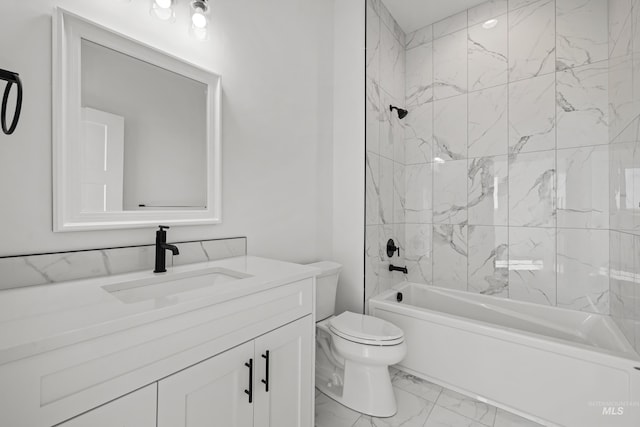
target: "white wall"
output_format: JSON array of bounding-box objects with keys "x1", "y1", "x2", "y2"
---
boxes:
[
  {"x1": 332, "y1": 0, "x2": 366, "y2": 314},
  {"x1": 0, "y1": 0, "x2": 336, "y2": 265}
]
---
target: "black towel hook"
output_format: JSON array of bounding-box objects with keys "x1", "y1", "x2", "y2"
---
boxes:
[{"x1": 0, "y1": 68, "x2": 23, "y2": 135}]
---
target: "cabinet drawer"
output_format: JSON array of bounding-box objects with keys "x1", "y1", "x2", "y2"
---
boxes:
[{"x1": 56, "y1": 384, "x2": 156, "y2": 427}]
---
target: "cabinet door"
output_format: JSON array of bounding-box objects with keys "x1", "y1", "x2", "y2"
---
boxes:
[
  {"x1": 57, "y1": 384, "x2": 156, "y2": 427},
  {"x1": 158, "y1": 341, "x2": 254, "y2": 427},
  {"x1": 254, "y1": 316, "x2": 313, "y2": 427}
]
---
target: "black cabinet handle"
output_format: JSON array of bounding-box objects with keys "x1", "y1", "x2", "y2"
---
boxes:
[
  {"x1": 261, "y1": 351, "x2": 270, "y2": 392},
  {"x1": 244, "y1": 359, "x2": 253, "y2": 403}
]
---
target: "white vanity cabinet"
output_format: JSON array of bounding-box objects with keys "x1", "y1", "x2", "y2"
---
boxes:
[
  {"x1": 0, "y1": 258, "x2": 316, "y2": 427},
  {"x1": 158, "y1": 316, "x2": 313, "y2": 427},
  {"x1": 158, "y1": 341, "x2": 255, "y2": 427},
  {"x1": 56, "y1": 385, "x2": 157, "y2": 427},
  {"x1": 253, "y1": 316, "x2": 313, "y2": 427}
]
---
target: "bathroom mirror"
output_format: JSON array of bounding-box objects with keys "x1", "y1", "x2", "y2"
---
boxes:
[{"x1": 53, "y1": 9, "x2": 221, "y2": 231}]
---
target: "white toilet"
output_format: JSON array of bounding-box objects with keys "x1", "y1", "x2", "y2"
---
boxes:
[{"x1": 309, "y1": 261, "x2": 407, "y2": 417}]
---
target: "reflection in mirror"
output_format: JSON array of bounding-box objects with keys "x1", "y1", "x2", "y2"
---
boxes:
[{"x1": 80, "y1": 40, "x2": 207, "y2": 212}]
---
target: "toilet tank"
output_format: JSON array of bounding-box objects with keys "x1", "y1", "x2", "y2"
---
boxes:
[{"x1": 307, "y1": 261, "x2": 342, "y2": 321}]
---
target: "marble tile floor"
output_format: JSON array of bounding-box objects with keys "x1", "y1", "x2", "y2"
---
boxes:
[{"x1": 315, "y1": 368, "x2": 544, "y2": 427}]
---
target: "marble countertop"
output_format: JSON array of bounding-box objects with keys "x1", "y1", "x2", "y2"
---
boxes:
[{"x1": 0, "y1": 256, "x2": 318, "y2": 365}]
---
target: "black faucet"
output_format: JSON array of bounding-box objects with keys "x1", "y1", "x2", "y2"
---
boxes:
[
  {"x1": 154, "y1": 225, "x2": 179, "y2": 273},
  {"x1": 389, "y1": 264, "x2": 408, "y2": 274}
]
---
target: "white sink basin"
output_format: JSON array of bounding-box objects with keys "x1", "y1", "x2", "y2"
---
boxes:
[{"x1": 102, "y1": 267, "x2": 252, "y2": 304}]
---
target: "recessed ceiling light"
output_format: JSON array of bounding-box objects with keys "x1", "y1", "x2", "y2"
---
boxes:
[{"x1": 482, "y1": 19, "x2": 498, "y2": 29}]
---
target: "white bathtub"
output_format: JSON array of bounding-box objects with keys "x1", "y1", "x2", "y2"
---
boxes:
[{"x1": 369, "y1": 283, "x2": 640, "y2": 427}]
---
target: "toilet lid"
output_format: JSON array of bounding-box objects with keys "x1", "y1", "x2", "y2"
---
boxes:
[{"x1": 328, "y1": 312, "x2": 404, "y2": 345}]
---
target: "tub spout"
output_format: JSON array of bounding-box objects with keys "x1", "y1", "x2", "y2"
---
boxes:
[{"x1": 389, "y1": 264, "x2": 408, "y2": 274}]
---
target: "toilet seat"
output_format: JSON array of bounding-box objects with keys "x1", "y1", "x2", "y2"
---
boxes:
[{"x1": 328, "y1": 311, "x2": 404, "y2": 346}]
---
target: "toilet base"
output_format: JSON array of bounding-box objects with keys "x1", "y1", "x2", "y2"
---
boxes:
[
  {"x1": 344, "y1": 360, "x2": 397, "y2": 417},
  {"x1": 315, "y1": 360, "x2": 397, "y2": 417}
]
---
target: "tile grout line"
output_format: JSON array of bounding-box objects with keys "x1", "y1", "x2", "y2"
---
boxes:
[
  {"x1": 507, "y1": 1, "x2": 511, "y2": 300},
  {"x1": 554, "y1": 0, "x2": 559, "y2": 308},
  {"x1": 431, "y1": 19, "x2": 435, "y2": 286},
  {"x1": 466, "y1": 6, "x2": 470, "y2": 294},
  {"x1": 422, "y1": 395, "x2": 438, "y2": 425}
]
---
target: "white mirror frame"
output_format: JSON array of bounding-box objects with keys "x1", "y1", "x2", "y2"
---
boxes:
[{"x1": 52, "y1": 8, "x2": 222, "y2": 232}]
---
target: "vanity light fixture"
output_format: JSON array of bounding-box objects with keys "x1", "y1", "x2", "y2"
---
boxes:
[
  {"x1": 482, "y1": 18, "x2": 498, "y2": 29},
  {"x1": 150, "y1": 0, "x2": 210, "y2": 39},
  {"x1": 190, "y1": 0, "x2": 210, "y2": 40}
]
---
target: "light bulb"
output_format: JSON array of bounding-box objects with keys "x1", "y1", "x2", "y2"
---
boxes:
[
  {"x1": 191, "y1": 26, "x2": 208, "y2": 40},
  {"x1": 482, "y1": 19, "x2": 498, "y2": 29},
  {"x1": 192, "y1": 11, "x2": 207, "y2": 29},
  {"x1": 150, "y1": 0, "x2": 175, "y2": 21},
  {"x1": 189, "y1": 1, "x2": 209, "y2": 38},
  {"x1": 153, "y1": 7, "x2": 173, "y2": 20}
]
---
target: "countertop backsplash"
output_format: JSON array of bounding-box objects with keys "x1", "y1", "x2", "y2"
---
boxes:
[{"x1": 0, "y1": 237, "x2": 247, "y2": 291}]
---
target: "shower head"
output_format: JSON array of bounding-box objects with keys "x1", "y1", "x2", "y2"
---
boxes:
[{"x1": 390, "y1": 105, "x2": 408, "y2": 120}]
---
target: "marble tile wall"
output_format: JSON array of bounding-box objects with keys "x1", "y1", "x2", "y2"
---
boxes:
[
  {"x1": 366, "y1": 0, "x2": 408, "y2": 306},
  {"x1": 0, "y1": 237, "x2": 247, "y2": 290},
  {"x1": 609, "y1": 0, "x2": 640, "y2": 354},
  {"x1": 366, "y1": 0, "x2": 613, "y2": 317}
]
